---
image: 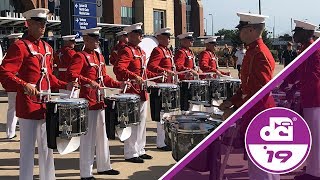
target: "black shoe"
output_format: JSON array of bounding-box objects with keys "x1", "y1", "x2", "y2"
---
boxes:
[
  {"x1": 294, "y1": 174, "x2": 320, "y2": 180},
  {"x1": 7, "y1": 135, "x2": 17, "y2": 139},
  {"x1": 81, "y1": 177, "x2": 96, "y2": 180},
  {"x1": 125, "y1": 157, "x2": 144, "y2": 163},
  {"x1": 98, "y1": 169, "x2": 120, "y2": 175},
  {"x1": 157, "y1": 146, "x2": 172, "y2": 151},
  {"x1": 139, "y1": 154, "x2": 153, "y2": 159}
]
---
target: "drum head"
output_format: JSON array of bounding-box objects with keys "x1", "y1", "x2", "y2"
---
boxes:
[
  {"x1": 165, "y1": 115, "x2": 198, "y2": 123},
  {"x1": 48, "y1": 98, "x2": 88, "y2": 104},
  {"x1": 156, "y1": 83, "x2": 178, "y2": 88},
  {"x1": 172, "y1": 122, "x2": 216, "y2": 133},
  {"x1": 109, "y1": 93, "x2": 140, "y2": 100},
  {"x1": 182, "y1": 80, "x2": 207, "y2": 84}
]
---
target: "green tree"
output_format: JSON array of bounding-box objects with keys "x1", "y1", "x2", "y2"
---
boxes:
[{"x1": 215, "y1": 28, "x2": 273, "y2": 48}]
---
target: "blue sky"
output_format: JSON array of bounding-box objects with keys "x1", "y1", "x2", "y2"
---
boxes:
[{"x1": 202, "y1": 0, "x2": 320, "y2": 36}]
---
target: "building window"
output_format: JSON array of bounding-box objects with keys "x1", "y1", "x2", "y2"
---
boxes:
[
  {"x1": 185, "y1": 0, "x2": 191, "y2": 5},
  {"x1": 153, "y1": 10, "x2": 166, "y2": 32},
  {"x1": 121, "y1": 6, "x2": 133, "y2": 25}
]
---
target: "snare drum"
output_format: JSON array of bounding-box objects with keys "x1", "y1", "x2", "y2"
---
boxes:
[
  {"x1": 105, "y1": 93, "x2": 140, "y2": 139},
  {"x1": 171, "y1": 121, "x2": 217, "y2": 161},
  {"x1": 163, "y1": 115, "x2": 198, "y2": 149},
  {"x1": 206, "y1": 79, "x2": 228, "y2": 100},
  {"x1": 179, "y1": 80, "x2": 210, "y2": 111},
  {"x1": 46, "y1": 98, "x2": 89, "y2": 149},
  {"x1": 226, "y1": 79, "x2": 241, "y2": 99},
  {"x1": 149, "y1": 83, "x2": 180, "y2": 122}
]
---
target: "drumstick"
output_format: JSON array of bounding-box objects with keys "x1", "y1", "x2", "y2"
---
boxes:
[
  {"x1": 24, "y1": 92, "x2": 69, "y2": 96},
  {"x1": 69, "y1": 78, "x2": 78, "y2": 99},
  {"x1": 123, "y1": 79, "x2": 130, "y2": 94},
  {"x1": 144, "y1": 75, "x2": 164, "y2": 82},
  {"x1": 175, "y1": 70, "x2": 191, "y2": 75}
]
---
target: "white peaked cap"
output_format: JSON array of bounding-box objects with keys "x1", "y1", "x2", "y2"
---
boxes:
[
  {"x1": 81, "y1": 27, "x2": 102, "y2": 36},
  {"x1": 62, "y1": 35, "x2": 77, "y2": 41},
  {"x1": 294, "y1": 20, "x2": 317, "y2": 31},
  {"x1": 7, "y1": 33, "x2": 24, "y2": 39},
  {"x1": 116, "y1": 31, "x2": 128, "y2": 36},
  {"x1": 236, "y1": 12, "x2": 268, "y2": 28},
  {"x1": 155, "y1": 27, "x2": 171, "y2": 36},
  {"x1": 204, "y1": 36, "x2": 218, "y2": 44},
  {"x1": 177, "y1": 32, "x2": 194, "y2": 40},
  {"x1": 314, "y1": 31, "x2": 320, "y2": 38},
  {"x1": 22, "y1": 8, "x2": 49, "y2": 20},
  {"x1": 124, "y1": 22, "x2": 143, "y2": 33}
]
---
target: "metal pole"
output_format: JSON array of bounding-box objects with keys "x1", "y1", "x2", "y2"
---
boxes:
[
  {"x1": 209, "y1": 13, "x2": 213, "y2": 36},
  {"x1": 60, "y1": 0, "x2": 73, "y2": 36},
  {"x1": 259, "y1": 0, "x2": 261, "y2": 15},
  {"x1": 204, "y1": 18, "x2": 207, "y2": 35}
]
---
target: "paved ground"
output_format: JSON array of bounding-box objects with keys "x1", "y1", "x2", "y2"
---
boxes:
[{"x1": 0, "y1": 63, "x2": 294, "y2": 180}]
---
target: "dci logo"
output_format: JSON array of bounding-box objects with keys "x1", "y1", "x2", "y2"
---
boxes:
[{"x1": 245, "y1": 107, "x2": 311, "y2": 174}]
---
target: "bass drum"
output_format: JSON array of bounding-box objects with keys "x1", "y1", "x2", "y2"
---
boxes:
[{"x1": 138, "y1": 36, "x2": 159, "y2": 65}]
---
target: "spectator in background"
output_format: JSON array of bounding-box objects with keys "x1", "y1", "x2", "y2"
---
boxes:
[
  {"x1": 222, "y1": 44, "x2": 231, "y2": 67},
  {"x1": 231, "y1": 45, "x2": 238, "y2": 69},
  {"x1": 281, "y1": 42, "x2": 298, "y2": 67},
  {"x1": 234, "y1": 43, "x2": 246, "y2": 78}
]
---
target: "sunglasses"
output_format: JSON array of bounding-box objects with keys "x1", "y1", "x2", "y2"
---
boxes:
[
  {"x1": 132, "y1": 29, "x2": 144, "y2": 35},
  {"x1": 31, "y1": 17, "x2": 47, "y2": 25}
]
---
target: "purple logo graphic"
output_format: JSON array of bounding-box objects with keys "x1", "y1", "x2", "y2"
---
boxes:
[{"x1": 245, "y1": 107, "x2": 312, "y2": 174}]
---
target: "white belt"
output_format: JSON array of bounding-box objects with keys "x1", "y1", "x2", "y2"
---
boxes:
[{"x1": 59, "y1": 68, "x2": 67, "y2": 72}]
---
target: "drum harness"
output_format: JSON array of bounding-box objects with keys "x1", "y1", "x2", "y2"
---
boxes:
[
  {"x1": 159, "y1": 46, "x2": 178, "y2": 83},
  {"x1": 182, "y1": 48, "x2": 200, "y2": 80},
  {"x1": 22, "y1": 39, "x2": 52, "y2": 103},
  {"x1": 80, "y1": 51, "x2": 106, "y2": 102}
]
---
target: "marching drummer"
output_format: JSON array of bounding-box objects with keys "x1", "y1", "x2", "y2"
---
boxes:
[
  {"x1": 2, "y1": 33, "x2": 23, "y2": 140},
  {"x1": 110, "y1": 31, "x2": 128, "y2": 65},
  {"x1": 199, "y1": 36, "x2": 230, "y2": 78},
  {"x1": 53, "y1": 35, "x2": 77, "y2": 82},
  {"x1": 219, "y1": 12, "x2": 279, "y2": 180},
  {"x1": 147, "y1": 27, "x2": 175, "y2": 151},
  {"x1": 281, "y1": 20, "x2": 320, "y2": 180},
  {"x1": 67, "y1": 27, "x2": 127, "y2": 179},
  {"x1": 113, "y1": 22, "x2": 161, "y2": 163},
  {"x1": 174, "y1": 32, "x2": 199, "y2": 80},
  {"x1": 0, "y1": 8, "x2": 78, "y2": 179}
]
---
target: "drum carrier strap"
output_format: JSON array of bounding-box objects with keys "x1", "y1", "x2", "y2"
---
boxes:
[
  {"x1": 80, "y1": 51, "x2": 106, "y2": 102},
  {"x1": 21, "y1": 39, "x2": 52, "y2": 101},
  {"x1": 182, "y1": 48, "x2": 198, "y2": 71}
]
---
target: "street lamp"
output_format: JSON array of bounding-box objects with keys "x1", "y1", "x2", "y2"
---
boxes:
[
  {"x1": 204, "y1": 18, "x2": 207, "y2": 35},
  {"x1": 209, "y1": 13, "x2": 213, "y2": 36},
  {"x1": 259, "y1": 0, "x2": 261, "y2": 14}
]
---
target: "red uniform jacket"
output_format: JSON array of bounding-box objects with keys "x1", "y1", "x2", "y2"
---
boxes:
[
  {"x1": 110, "y1": 41, "x2": 126, "y2": 65},
  {"x1": 174, "y1": 47, "x2": 196, "y2": 80},
  {"x1": 147, "y1": 44, "x2": 174, "y2": 83},
  {"x1": 0, "y1": 35, "x2": 67, "y2": 120},
  {"x1": 298, "y1": 40, "x2": 320, "y2": 108},
  {"x1": 230, "y1": 38, "x2": 275, "y2": 134},
  {"x1": 113, "y1": 43, "x2": 159, "y2": 101},
  {"x1": 199, "y1": 49, "x2": 229, "y2": 78},
  {"x1": 67, "y1": 48, "x2": 121, "y2": 110},
  {"x1": 54, "y1": 46, "x2": 76, "y2": 82}
]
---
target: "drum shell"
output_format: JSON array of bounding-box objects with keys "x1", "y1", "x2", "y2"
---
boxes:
[
  {"x1": 164, "y1": 116, "x2": 198, "y2": 149},
  {"x1": 179, "y1": 80, "x2": 210, "y2": 111},
  {"x1": 149, "y1": 85, "x2": 180, "y2": 122},
  {"x1": 46, "y1": 99, "x2": 89, "y2": 149},
  {"x1": 226, "y1": 79, "x2": 241, "y2": 99},
  {"x1": 105, "y1": 94, "x2": 141, "y2": 140},
  {"x1": 170, "y1": 121, "x2": 217, "y2": 162}
]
